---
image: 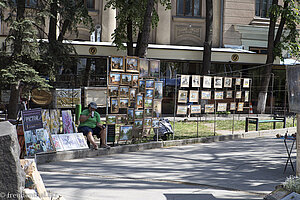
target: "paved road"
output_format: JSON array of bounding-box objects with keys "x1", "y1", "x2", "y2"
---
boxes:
[{"x1": 38, "y1": 136, "x2": 296, "y2": 200}]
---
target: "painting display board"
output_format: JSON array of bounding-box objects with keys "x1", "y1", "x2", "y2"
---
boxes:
[
  {"x1": 287, "y1": 65, "x2": 300, "y2": 113},
  {"x1": 51, "y1": 133, "x2": 88, "y2": 151},
  {"x1": 56, "y1": 88, "x2": 81, "y2": 108},
  {"x1": 107, "y1": 56, "x2": 162, "y2": 142},
  {"x1": 22, "y1": 108, "x2": 55, "y2": 156}
]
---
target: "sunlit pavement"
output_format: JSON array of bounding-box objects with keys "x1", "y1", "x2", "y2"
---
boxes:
[{"x1": 38, "y1": 136, "x2": 296, "y2": 200}]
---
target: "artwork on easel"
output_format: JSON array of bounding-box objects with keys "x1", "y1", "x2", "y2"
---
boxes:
[
  {"x1": 62, "y1": 110, "x2": 75, "y2": 134},
  {"x1": 111, "y1": 56, "x2": 125, "y2": 72},
  {"x1": 201, "y1": 91, "x2": 211, "y2": 100},
  {"x1": 205, "y1": 104, "x2": 215, "y2": 113},
  {"x1": 180, "y1": 75, "x2": 190, "y2": 87},
  {"x1": 230, "y1": 102, "x2": 236, "y2": 110},
  {"x1": 178, "y1": 90, "x2": 188, "y2": 103},
  {"x1": 192, "y1": 75, "x2": 201, "y2": 87},
  {"x1": 214, "y1": 91, "x2": 224, "y2": 100},
  {"x1": 190, "y1": 105, "x2": 201, "y2": 114},
  {"x1": 237, "y1": 102, "x2": 244, "y2": 111},
  {"x1": 217, "y1": 103, "x2": 227, "y2": 112},
  {"x1": 214, "y1": 77, "x2": 223, "y2": 88},
  {"x1": 119, "y1": 125, "x2": 133, "y2": 141},
  {"x1": 177, "y1": 105, "x2": 187, "y2": 115},
  {"x1": 224, "y1": 77, "x2": 232, "y2": 88},
  {"x1": 189, "y1": 90, "x2": 199, "y2": 102},
  {"x1": 245, "y1": 91, "x2": 249, "y2": 102},
  {"x1": 203, "y1": 76, "x2": 212, "y2": 88},
  {"x1": 243, "y1": 78, "x2": 250, "y2": 88}
]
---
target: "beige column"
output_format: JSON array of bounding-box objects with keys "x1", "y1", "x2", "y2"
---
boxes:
[
  {"x1": 101, "y1": 0, "x2": 116, "y2": 42},
  {"x1": 156, "y1": 4, "x2": 171, "y2": 45},
  {"x1": 297, "y1": 114, "x2": 300, "y2": 176}
]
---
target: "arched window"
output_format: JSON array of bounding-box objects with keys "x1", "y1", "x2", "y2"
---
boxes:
[
  {"x1": 177, "y1": 0, "x2": 201, "y2": 17},
  {"x1": 255, "y1": 0, "x2": 272, "y2": 18}
]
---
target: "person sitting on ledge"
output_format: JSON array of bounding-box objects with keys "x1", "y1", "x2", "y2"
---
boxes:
[{"x1": 78, "y1": 102, "x2": 110, "y2": 150}]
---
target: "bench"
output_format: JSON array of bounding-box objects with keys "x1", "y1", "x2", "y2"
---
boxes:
[{"x1": 245, "y1": 116, "x2": 286, "y2": 132}]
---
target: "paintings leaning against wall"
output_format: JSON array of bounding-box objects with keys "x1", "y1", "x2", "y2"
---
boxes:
[
  {"x1": 111, "y1": 56, "x2": 125, "y2": 72},
  {"x1": 180, "y1": 75, "x2": 190, "y2": 87}
]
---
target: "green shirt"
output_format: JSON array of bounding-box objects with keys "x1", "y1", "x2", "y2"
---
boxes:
[{"x1": 78, "y1": 109, "x2": 101, "y2": 128}]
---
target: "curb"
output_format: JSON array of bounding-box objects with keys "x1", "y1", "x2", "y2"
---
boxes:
[{"x1": 35, "y1": 127, "x2": 296, "y2": 165}]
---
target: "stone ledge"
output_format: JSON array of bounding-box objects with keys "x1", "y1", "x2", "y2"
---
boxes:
[{"x1": 35, "y1": 127, "x2": 296, "y2": 165}]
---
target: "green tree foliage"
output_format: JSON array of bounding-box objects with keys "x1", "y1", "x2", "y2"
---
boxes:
[{"x1": 105, "y1": 0, "x2": 171, "y2": 56}]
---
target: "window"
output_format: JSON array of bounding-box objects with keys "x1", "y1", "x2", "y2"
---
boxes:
[
  {"x1": 177, "y1": 0, "x2": 201, "y2": 17},
  {"x1": 85, "y1": 0, "x2": 94, "y2": 10},
  {"x1": 255, "y1": 0, "x2": 272, "y2": 18},
  {"x1": 249, "y1": 47, "x2": 267, "y2": 54}
]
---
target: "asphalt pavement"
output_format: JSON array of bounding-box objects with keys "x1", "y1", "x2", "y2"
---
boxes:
[{"x1": 38, "y1": 135, "x2": 296, "y2": 200}]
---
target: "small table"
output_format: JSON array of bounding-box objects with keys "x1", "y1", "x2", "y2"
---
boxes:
[{"x1": 283, "y1": 134, "x2": 296, "y2": 173}]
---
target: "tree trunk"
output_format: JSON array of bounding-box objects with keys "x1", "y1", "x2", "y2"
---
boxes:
[
  {"x1": 8, "y1": 84, "x2": 21, "y2": 119},
  {"x1": 48, "y1": 0, "x2": 58, "y2": 44},
  {"x1": 257, "y1": 0, "x2": 278, "y2": 114},
  {"x1": 135, "y1": 0, "x2": 155, "y2": 57},
  {"x1": 126, "y1": 19, "x2": 134, "y2": 56},
  {"x1": 201, "y1": 0, "x2": 213, "y2": 75}
]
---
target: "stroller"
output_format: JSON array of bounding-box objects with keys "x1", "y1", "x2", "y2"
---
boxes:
[{"x1": 153, "y1": 118, "x2": 174, "y2": 141}]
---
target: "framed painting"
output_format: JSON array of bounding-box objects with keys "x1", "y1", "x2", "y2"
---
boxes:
[
  {"x1": 119, "y1": 98, "x2": 129, "y2": 108},
  {"x1": 109, "y1": 73, "x2": 121, "y2": 85},
  {"x1": 189, "y1": 90, "x2": 199, "y2": 103},
  {"x1": 226, "y1": 90, "x2": 233, "y2": 99},
  {"x1": 154, "y1": 81, "x2": 163, "y2": 99},
  {"x1": 126, "y1": 56, "x2": 139, "y2": 73},
  {"x1": 144, "y1": 98, "x2": 153, "y2": 109},
  {"x1": 129, "y1": 88, "x2": 136, "y2": 101},
  {"x1": 180, "y1": 75, "x2": 190, "y2": 88},
  {"x1": 214, "y1": 91, "x2": 224, "y2": 100},
  {"x1": 132, "y1": 75, "x2": 139, "y2": 87},
  {"x1": 153, "y1": 100, "x2": 162, "y2": 118},
  {"x1": 201, "y1": 91, "x2": 211, "y2": 100},
  {"x1": 117, "y1": 114, "x2": 127, "y2": 124},
  {"x1": 192, "y1": 75, "x2": 201, "y2": 88},
  {"x1": 144, "y1": 118, "x2": 152, "y2": 128},
  {"x1": 217, "y1": 103, "x2": 227, "y2": 112},
  {"x1": 205, "y1": 104, "x2": 215, "y2": 113},
  {"x1": 110, "y1": 98, "x2": 119, "y2": 113},
  {"x1": 119, "y1": 86, "x2": 129, "y2": 97},
  {"x1": 111, "y1": 56, "x2": 124, "y2": 72},
  {"x1": 236, "y1": 91, "x2": 242, "y2": 99},
  {"x1": 145, "y1": 89, "x2": 154, "y2": 98},
  {"x1": 144, "y1": 108, "x2": 153, "y2": 117},
  {"x1": 177, "y1": 105, "x2": 188, "y2": 115},
  {"x1": 121, "y1": 74, "x2": 132, "y2": 85},
  {"x1": 190, "y1": 105, "x2": 201, "y2": 114},
  {"x1": 108, "y1": 86, "x2": 119, "y2": 97},
  {"x1": 243, "y1": 78, "x2": 250, "y2": 88},
  {"x1": 203, "y1": 76, "x2": 212, "y2": 88},
  {"x1": 134, "y1": 110, "x2": 144, "y2": 119},
  {"x1": 152, "y1": 118, "x2": 160, "y2": 128},
  {"x1": 237, "y1": 102, "x2": 244, "y2": 112},
  {"x1": 106, "y1": 115, "x2": 117, "y2": 124},
  {"x1": 139, "y1": 80, "x2": 146, "y2": 93},
  {"x1": 235, "y1": 78, "x2": 241, "y2": 86},
  {"x1": 139, "y1": 58, "x2": 149, "y2": 78},
  {"x1": 149, "y1": 60, "x2": 160, "y2": 78},
  {"x1": 214, "y1": 77, "x2": 223, "y2": 88},
  {"x1": 127, "y1": 108, "x2": 134, "y2": 122},
  {"x1": 224, "y1": 77, "x2": 232, "y2": 88},
  {"x1": 178, "y1": 90, "x2": 188, "y2": 103},
  {"x1": 119, "y1": 125, "x2": 133, "y2": 141},
  {"x1": 134, "y1": 120, "x2": 143, "y2": 129},
  {"x1": 230, "y1": 102, "x2": 236, "y2": 110},
  {"x1": 245, "y1": 91, "x2": 249, "y2": 102},
  {"x1": 136, "y1": 94, "x2": 144, "y2": 109},
  {"x1": 146, "y1": 79, "x2": 155, "y2": 88}
]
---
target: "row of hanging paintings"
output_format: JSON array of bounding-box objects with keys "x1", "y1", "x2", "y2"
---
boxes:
[
  {"x1": 23, "y1": 108, "x2": 88, "y2": 156},
  {"x1": 178, "y1": 90, "x2": 250, "y2": 103},
  {"x1": 56, "y1": 89, "x2": 81, "y2": 108},
  {"x1": 180, "y1": 75, "x2": 251, "y2": 89},
  {"x1": 177, "y1": 102, "x2": 245, "y2": 115}
]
